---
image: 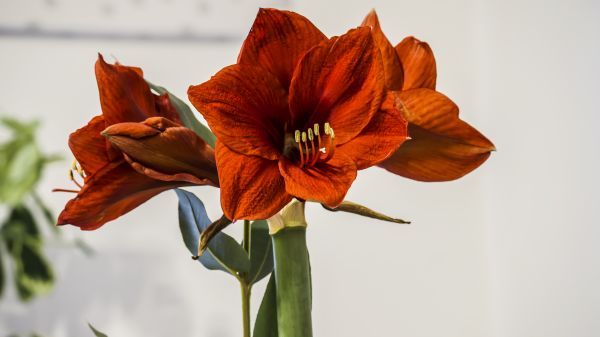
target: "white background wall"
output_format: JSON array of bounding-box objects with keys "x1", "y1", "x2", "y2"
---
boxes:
[{"x1": 0, "y1": 0, "x2": 598, "y2": 336}]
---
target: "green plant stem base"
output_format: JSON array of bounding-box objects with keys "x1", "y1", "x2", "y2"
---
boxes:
[{"x1": 271, "y1": 227, "x2": 312, "y2": 337}]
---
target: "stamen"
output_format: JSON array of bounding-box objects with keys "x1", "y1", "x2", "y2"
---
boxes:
[
  {"x1": 301, "y1": 132, "x2": 309, "y2": 167},
  {"x1": 69, "y1": 159, "x2": 85, "y2": 189},
  {"x1": 308, "y1": 128, "x2": 318, "y2": 165},
  {"x1": 322, "y1": 125, "x2": 336, "y2": 162},
  {"x1": 314, "y1": 123, "x2": 322, "y2": 156},
  {"x1": 295, "y1": 130, "x2": 304, "y2": 167}
]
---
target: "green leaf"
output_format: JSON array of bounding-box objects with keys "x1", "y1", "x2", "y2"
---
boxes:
[
  {"x1": 12, "y1": 238, "x2": 54, "y2": 301},
  {"x1": 0, "y1": 142, "x2": 44, "y2": 205},
  {"x1": 89, "y1": 323, "x2": 109, "y2": 337},
  {"x1": 245, "y1": 220, "x2": 274, "y2": 285},
  {"x1": 253, "y1": 273, "x2": 278, "y2": 337},
  {"x1": 1, "y1": 206, "x2": 53, "y2": 301},
  {"x1": 1, "y1": 206, "x2": 41, "y2": 242},
  {"x1": 175, "y1": 189, "x2": 249, "y2": 276},
  {"x1": 147, "y1": 82, "x2": 216, "y2": 147}
]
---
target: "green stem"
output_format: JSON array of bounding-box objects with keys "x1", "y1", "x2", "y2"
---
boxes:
[
  {"x1": 271, "y1": 227, "x2": 312, "y2": 337},
  {"x1": 241, "y1": 219, "x2": 251, "y2": 337},
  {"x1": 240, "y1": 282, "x2": 251, "y2": 337}
]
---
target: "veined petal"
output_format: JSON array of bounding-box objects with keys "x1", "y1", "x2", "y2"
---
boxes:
[
  {"x1": 57, "y1": 161, "x2": 184, "y2": 230},
  {"x1": 279, "y1": 154, "x2": 357, "y2": 207},
  {"x1": 95, "y1": 55, "x2": 180, "y2": 125},
  {"x1": 395, "y1": 36, "x2": 437, "y2": 90},
  {"x1": 188, "y1": 64, "x2": 288, "y2": 160},
  {"x1": 289, "y1": 27, "x2": 385, "y2": 145},
  {"x1": 238, "y1": 8, "x2": 326, "y2": 89},
  {"x1": 361, "y1": 10, "x2": 404, "y2": 90},
  {"x1": 337, "y1": 91, "x2": 408, "y2": 170},
  {"x1": 380, "y1": 88, "x2": 495, "y2": 181},
  {"x1": 68, "y1": 115, "x2": 110, "y2": 176},
  {"x1": 216, "y1": 141, "x2": 292, "y2": 220},
  {"x1": 103, "y1": 117, "x2": 219, "y2": 186}
]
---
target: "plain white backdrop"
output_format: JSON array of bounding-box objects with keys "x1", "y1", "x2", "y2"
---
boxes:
[{"x1": 0, "y1": 0, "x2": 598, "y2": 336}]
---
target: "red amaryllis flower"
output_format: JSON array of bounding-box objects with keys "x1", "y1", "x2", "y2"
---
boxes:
[
  {"x1": 56, "y1": 55, "x2": 218, "y2": 230},
  {"x1": 188, "y1": 9, "x2": 408, "y2": 221},
  {"x1": 361, "y1": 10, "x2": 495, "y2": 181}
]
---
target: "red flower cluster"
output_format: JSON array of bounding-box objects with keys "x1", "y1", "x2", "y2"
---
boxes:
[{"x1": 57, "y1": 9, "x2": 493, "y2": 229}]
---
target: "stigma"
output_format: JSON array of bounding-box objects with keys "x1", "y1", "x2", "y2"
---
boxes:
[{"x1": 294, "y1": 122, "x2": 336, "y2": 167}]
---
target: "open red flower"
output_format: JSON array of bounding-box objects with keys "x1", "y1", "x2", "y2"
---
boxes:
[
  {"x1": 361, "y1": 10, "x2": 495, "y2": 181},
  {"x1": 57, "y1": 55, "x2": 218, "y2": 230},
  {"x1": 189, "y1": 9, "x2": 408, "y2": 220}
]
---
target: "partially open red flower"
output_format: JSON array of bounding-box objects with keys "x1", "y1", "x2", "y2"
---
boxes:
[
  {"x1": 189, "y1": 9, "x2": 408, "y2": 220},
  {"x1": 361, "y1": 10, "x2": 495, "y2": 181},
  {"x1": 57, "y1": 55, "x2": 218, "y2": 230}
]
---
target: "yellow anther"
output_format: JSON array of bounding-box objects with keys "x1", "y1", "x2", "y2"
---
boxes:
[
  {"x1": 301, "y1": 132, "x2": 307, "y2": 142},
  {"x1": 313, "y1": 123, "x2": 320, "y2": 136},
  {"x1": 307, "y1": 128, "x2": 314, "y2": 140},
  {"x1": 295, "y1": 130, "x2": 301, "y2": 143},
  {"x1": 324, "y1": 122, "x2": 331, "y2": 135},
  {"x1": 329, "y1": 127, "x2": 335, "y2": 139}
]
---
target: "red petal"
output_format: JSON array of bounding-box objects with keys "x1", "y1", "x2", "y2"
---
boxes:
[
  {"x1": 95, "y1": 55, "x2": 180, "y2": 125},
  {"x1": 68, "y1": 115, "x2": 110, "y2": 176},
  {"x1": 380, "y1": 89, "x2": 495, "y2": 181},
  {"x1": 279, "y1": 154, "x2": 357, "y2": 207},
  {"x1": 216, "y1": 141, "x2": 292, "y2": 220},
  {"x1": 57, "y1": 161, "x2": 184, "y2": 230},
  {"x1": 395, "y1": 36, "x2": 437, "y2": 90},
  {"x1": 337, "y1": 91, "x2": 408, "y2": 170},
  {"x1": 188, "y1": 64, "x2": 288, "y2": 160},
  {"x1": 360, "y1": 10, "x2": 404, "y2": 90},
  {"x1": 289, "y1": 27, "x2": 385, "y2": 145},
  {"x1": 103, "y1": 117, "x2": 219, "y2": 186},
  {"x1": 238, "y1": 8, "x2": 326, "y2": 89}
]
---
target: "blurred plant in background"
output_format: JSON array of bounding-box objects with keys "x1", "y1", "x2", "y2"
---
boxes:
[{"x1": 0, "y1": 117, "x2": 61, "y2": 303}]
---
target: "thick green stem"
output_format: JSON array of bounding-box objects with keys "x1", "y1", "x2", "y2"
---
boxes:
[
  {"x1": 271, "y1": 227, "x2": 312, "y2": 337},
  {"x1": 240, "y1": 282, "x2": 251, "y2": 337}
]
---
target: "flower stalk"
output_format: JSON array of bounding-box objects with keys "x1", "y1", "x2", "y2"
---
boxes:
[
  {"x1": 268, "y1": 200, "x2": 312, "y2": 337},
  {"x1": 241, "y1": 219, "x2": 251, "y2": 337}
]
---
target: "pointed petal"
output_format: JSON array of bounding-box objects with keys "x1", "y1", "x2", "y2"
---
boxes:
[
  {"x1": 68, "y1": 115, "x2": 109, "y2": 175},
  {"x1": 278, "y1": 155, "x2": 357, "y2": 207},
  {"x1": 322, "y1": 200, "x2": 410, "y2": 224},
  {"x1": 238, "y1": 8, "x2": 326, "y2": 89},
  {"x1": 396, "y1": 36, "x2": 437, "y2": 90},
  {"x1": 337, "y1": 91, "x2": 408, "y2": 170},
  {"x1": 103, "y1": 117, "x2": 219, "y2": 186},
  {"x1": 216, "y1": 142, "x2": 292, "y2": 220},
  {"x1": 57, "y1": 161, "x2": 183, "y2": 230},
  {"x1": 361, "y1": 10, "x2": 404, "y2": 90},
  {"x1": 380, "y1": 89, "x2": 495, "y2": 181},
  {"x1": 188, "y1": 64, "x2": 288, "y2": 160},
  {"x1": 95, "y1": 55, "x2": 180, "y2": 125},
  {"x1": 289, "y1": 27, "x2": 385, "y2": 145}
]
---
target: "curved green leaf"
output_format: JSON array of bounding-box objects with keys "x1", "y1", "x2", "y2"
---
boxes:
[
  {"x1": 245, "y1": 220, "x2": 273, "y2": 285},
  {"x1": 147, "y1": 82, "x2": 216, "y2": 147},
  {"x1": 253, "y1": 273, "x2": 278, "y2": 337},
  {"x1": 175, "y1": 189, "x2": 249, "y2": 276}
]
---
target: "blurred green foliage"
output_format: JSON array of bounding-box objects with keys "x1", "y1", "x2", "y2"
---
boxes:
[{"x1": 0, "y1": 118, "x2": 59, "y2": 302}]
